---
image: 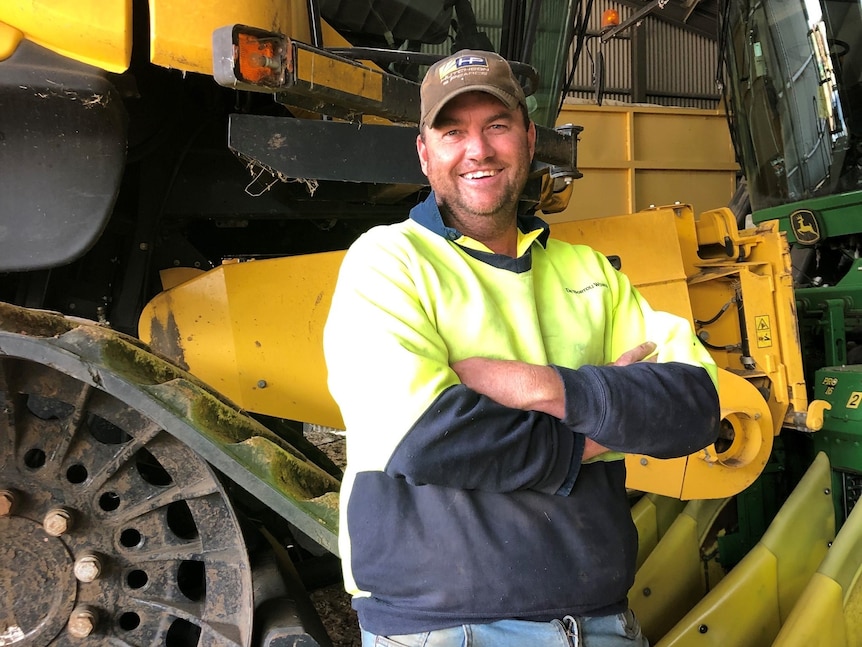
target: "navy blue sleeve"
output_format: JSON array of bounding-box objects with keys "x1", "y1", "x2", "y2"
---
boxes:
[
  {"x1": 384, "y1": 384, "x2": 583, "y2": 494},
  {"x1": 552, "y1": 362, "x2": 720, "y2": 458}
]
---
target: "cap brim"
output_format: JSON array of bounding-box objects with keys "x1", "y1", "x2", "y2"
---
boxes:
[{"x1": 423, "y1": 85, "x2": 521, "y2": 128}]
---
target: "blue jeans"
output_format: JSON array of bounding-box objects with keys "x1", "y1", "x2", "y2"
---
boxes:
[{"x1": 361, "y1": 610, "x2": 649, "y2": 647}]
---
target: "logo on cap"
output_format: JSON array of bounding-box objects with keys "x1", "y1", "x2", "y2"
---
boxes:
[{"x1": 439, "y1": 55, "x2": 489, "y2": 80}]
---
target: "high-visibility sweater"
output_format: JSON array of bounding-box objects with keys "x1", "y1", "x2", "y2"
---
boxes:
[{"x1": 323, "y1": 192, "x2": 719, "y2": 636}]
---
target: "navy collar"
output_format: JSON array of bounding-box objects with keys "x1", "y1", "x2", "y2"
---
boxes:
[{"x1": 409, "y1": 192, "x2": 551, "y2": 248}]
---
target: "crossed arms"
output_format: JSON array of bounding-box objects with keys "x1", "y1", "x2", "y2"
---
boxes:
[{"x1": 452, "y1": 341, "x2": 658, "y2": 461}]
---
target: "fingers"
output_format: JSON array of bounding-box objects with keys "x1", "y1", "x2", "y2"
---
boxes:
[{"x1": 612, "y1": 341, "x2": 657, "y2": 367}]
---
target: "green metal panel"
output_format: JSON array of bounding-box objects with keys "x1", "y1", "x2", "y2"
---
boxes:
[
  {"x1": 752, "y1": 190, "x2": 862, "y2": 244},
  {"x1": 813, "y1": 366, "x2": 862, "y2": 525}
]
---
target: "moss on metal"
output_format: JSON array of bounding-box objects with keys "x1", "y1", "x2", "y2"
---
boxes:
[
  {"x1": 1, "y1": 301, "x2": 341, "y2": 541},
  {"x1": 0, "y1": 302, "x2": 77, "y2": 337},
  {"x1": 230, "y1": 436, "x2": 340, "y2": 531}
]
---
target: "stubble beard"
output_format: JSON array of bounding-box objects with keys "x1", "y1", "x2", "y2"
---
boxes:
[{"x1": 437, "y1": 152, "x2": 532, "y2": 237}]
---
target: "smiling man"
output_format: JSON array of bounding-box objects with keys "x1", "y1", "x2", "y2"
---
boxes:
[
  {"x1": 324, "y1": 50, "x2": 720, "y2": 647},
  {"x1": 416, "y1": 79, "x2": 534, "y2": 254}
]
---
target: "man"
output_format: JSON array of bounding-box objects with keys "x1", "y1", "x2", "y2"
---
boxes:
[{"x1": 323, "y1": 49, "x2": 720, "y2": 647}]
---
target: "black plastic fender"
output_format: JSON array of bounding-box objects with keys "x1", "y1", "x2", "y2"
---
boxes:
[{"x1": 0, "y1": 41, "x2": 126, "y2": 271}]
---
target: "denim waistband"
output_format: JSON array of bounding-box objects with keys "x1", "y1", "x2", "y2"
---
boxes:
[{"x1": 362, "y1": 609, "x2": 648, "y2": 647}]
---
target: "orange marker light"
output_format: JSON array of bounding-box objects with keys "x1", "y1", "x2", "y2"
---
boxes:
[
  {"x1": 236, "y1": 30, "x2": 285, "y2": 87},
  {"x1": 602, "y1": 9, "x2": 621, "y2": 27}
]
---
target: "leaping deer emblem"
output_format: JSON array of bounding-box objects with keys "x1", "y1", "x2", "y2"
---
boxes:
[{"x1": 792, "y1": 211, "x2": 820, "y2": 243}]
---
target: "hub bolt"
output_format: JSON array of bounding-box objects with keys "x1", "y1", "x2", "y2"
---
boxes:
[
  {"x1": 0, "y1": 490, "x2": 14, "y2": 517},
  {"x1": 43, "y1": 507, "x2": 73, "y2": 536},
  {"x1": 74, "y1": 553, "x2": 103, "y2": 583},
  {"x1": 67, "y1": 606, "x2": 98, "y2": 638}
]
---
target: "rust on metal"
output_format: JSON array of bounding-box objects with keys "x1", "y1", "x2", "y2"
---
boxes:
[
  {"x1": 0, "y1": 490, "x2": 14, "y2": 516},
  {"x1": 73, "y1": 553, "x2": 103, "y2": 583},
  {"x1": 43, "y1": 507, "x2": 73, "y2": 537},
  {"x1": 67, "y1": 606, "x2": 98, "y2": 638}
]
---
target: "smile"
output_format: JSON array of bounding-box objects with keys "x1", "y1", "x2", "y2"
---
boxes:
[{"x1": 461, "y1": 170, "x2": 499, "y2": 179}]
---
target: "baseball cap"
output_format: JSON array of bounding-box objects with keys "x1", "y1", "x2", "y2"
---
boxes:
[{"x1": 419, "y1": 49, "x2": 527, "y2": 129}]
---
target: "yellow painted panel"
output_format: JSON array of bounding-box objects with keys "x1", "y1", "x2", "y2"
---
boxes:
[
  {"x1": 680, "y1": 370, "x2": 774, "y2": 500},
  {"x1": 818, "y1": 499, "x2": 862, "y2": 593},
  {"x1": 222, "y1": 253, "x2": 343, "y2": 426},
  {"x1": 139, "y1": 269, "x2": 244, "y2": 403},
  {"x1": 631, "y1": 495, "x2": 662, "y2": 570},
  {"x1": 759, "y1": 450, "x2": 834, "y2": 617},
  {"x1": 553, "y1": 103, "x2": 738, "y2": 221},
  {"x1": 0, "y1": 21, "x2": 24, "y2": 61},
  {"x1": 625, "y1": 456, "x2": 688, "y2": 499},
  {"x1": 560, "y1": 107, "x2": 630, "y2": 164},
  {"x1": 635, "y1": 284, "x2": 693, "y2": 323},
  {"x1": 296, "y1": 48, "x2": 383, "y2": 101},
  {"x1": 140, "y1": 251, "x2": 346, "y2": 429},
  {"x1": 149, "y1": 0, "x2": 294, "y2": 74},
  {"x1": 636, "y1": 170, "x2": 737, "y2": 218},
  {"x1": 551, "y1": 208, "x2": 689, "y2": 298},
  {"x1": 0, "y1": 1, "x2": 131, "y2": 72},
  {"x1": 848, "y1": 573, "x2": 862, "y2": 647},
  {"x1": 159, "y1": 267, "x2": 205, "y2": 291},
  {"x1": 553, "y1": 169, "x2": 633, "y2": 221},
  {"x1": 633, "y1": 111, "x2": 737, "y2": 166}
]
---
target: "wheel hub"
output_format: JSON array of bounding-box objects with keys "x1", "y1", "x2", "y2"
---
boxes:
[
  {"x1": 0, "y1": 358, "x2": 254, "y2": 646},
  {"x1": 0, "y1": 517, "x2": 76, "y2": 645}
]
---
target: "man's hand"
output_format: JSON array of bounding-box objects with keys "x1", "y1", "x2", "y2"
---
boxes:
[
  {"x1": 612, "y1": 341, "x2": 657, "y2": 367},
  {"x1": 584, "y1": 342, "x2": 657, "y2": 458}
]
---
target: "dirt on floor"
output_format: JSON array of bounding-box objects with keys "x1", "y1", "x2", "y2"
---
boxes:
[
  {"x1": 311, "y1": 584, "x2": 362, "y2": 647},
  {"x1": 304, "y1": 425, "x2": 362, "y2": 647}
]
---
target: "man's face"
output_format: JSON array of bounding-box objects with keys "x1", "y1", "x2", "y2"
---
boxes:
[{"x1": 417, "y1": 91, "x2": 536, "y2": 228}]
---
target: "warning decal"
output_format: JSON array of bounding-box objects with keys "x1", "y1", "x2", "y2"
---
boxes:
[{"x1": 755, "y1": 315, "x2": 772, "y2": 348}]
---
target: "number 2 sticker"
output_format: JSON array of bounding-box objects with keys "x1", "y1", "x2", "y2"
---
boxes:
[{"x1": 848, "y1": 392, "x2": 862, "y2": 409}]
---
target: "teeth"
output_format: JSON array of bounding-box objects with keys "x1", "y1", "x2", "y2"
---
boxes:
[{"x1": 463, "y1": 170, "x2": 498, "y2": 179}]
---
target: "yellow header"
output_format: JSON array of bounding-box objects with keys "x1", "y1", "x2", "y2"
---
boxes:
[{"x1": 0, "y1": 1, "x2": 132, "y2": 72}]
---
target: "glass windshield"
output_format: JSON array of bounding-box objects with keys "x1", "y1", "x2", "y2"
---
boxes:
[
  {"x1": 321, "y1": 0, "x2": 575, "y2": 128},
  {"x1": 721, "y1": 0, "x2": 862, "y2": 211}
]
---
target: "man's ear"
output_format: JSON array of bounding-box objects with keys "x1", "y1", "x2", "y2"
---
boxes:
[{"x1": 416, "y1": 133, "x2": 429, "y2": 176}]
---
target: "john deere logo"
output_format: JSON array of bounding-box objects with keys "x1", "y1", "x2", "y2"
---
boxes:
[{"x1": 790, "y1": 209, "x2": 821, "y2": 245}]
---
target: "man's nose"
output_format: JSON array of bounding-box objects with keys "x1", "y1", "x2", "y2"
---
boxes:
[{"x1": 464, "y1": 130, "x2": 494, "y2": 160}]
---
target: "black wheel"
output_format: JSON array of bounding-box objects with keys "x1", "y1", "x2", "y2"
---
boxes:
[{"x1": 0, "y1": 357, "x2": 254, "y2": 646}]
